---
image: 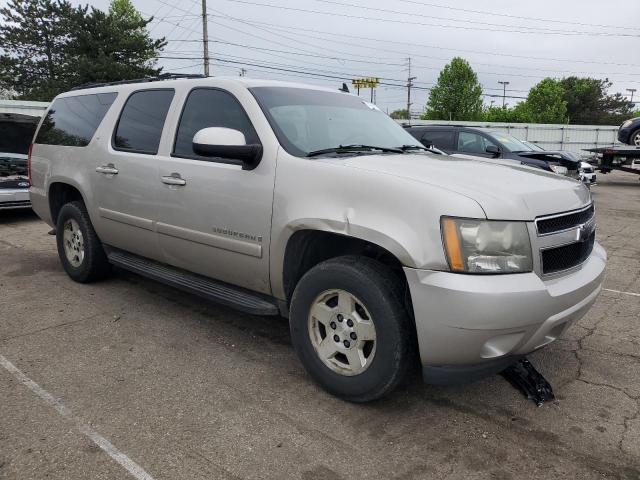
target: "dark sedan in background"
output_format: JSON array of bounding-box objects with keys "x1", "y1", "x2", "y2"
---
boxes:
[
  {"x1": 405, "y1": 125, "x2": 580, "y2": 178},
  {"x1": 618, "y1": 117, "x2": 640, "y2": 146}
]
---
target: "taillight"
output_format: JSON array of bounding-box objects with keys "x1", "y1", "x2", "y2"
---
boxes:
[{"x1": 27, "y1": 143, "x2": 33, "y2": 185}]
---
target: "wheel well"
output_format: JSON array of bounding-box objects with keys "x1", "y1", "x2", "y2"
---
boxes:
[
  {"x1": 283, "y1": 230, "x2": 407, "y2": 304},
  {"x1": 49, "y1": 183, "x2": 84, "y2": 225}
]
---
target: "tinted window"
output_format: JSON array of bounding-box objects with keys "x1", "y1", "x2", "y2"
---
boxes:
[
  {"x1": 457, "y1": 131, "x2": 497, "y2": 154},
  {"x1": 114, "y1": 90, "x2": 174, "y2": 154},
  {"x1": 421, "y1": 130, "x2": 455, "y2": 150},
  {"x1": 174, "y1": 88, "x2": 259, "y2": 159},
  {"x1": 36, "y1": 93, "x2": 117, "y2": 147}
]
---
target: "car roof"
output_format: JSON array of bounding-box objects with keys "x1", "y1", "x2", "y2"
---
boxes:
[{"x1": 57, "y1": 76, "x2": 346, "y2": 98}]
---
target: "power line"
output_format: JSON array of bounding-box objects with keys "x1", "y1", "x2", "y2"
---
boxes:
[
  {"x1": 311, "y1": 0, "x2": 625, "y2": 36},
  {"x1": 396, "y1": 0, "x2": 640, "y2": 32},
  {"x1": 220, "y1": 0, "x2": 640, "y2": 38},
  {"x1": 212, "y1": 14, "x2": 640, "y2": 69}
]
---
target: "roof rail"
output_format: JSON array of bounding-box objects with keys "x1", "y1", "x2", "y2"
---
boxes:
[{"x1": 70, "y1": 73, "x2": 207, "y2": 91}]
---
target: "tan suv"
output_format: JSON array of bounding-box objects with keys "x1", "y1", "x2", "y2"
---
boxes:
[{"x1": 29, "y1": 75, "x2": 606, "y2": 401}]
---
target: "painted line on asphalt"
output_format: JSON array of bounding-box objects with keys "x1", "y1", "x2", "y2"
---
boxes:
[
  {"x1": 0, "y1": 354, "x2": 155, "y2": 480},
  {"x1": 603, "y1": 288, "x2": 640, "y2": 298}
]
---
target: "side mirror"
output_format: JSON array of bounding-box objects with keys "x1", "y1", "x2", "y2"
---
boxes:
[
  {"x1": 192, "y1": 127, "x2": 263, "y2": 170},
  {"x1": 485, "y1": 145, "x2": 500, "y2": 157}
]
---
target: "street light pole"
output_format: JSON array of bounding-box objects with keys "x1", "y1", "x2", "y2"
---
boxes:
[
  {"x1": 498, "y1": 81, "x2": 510, "y2": 108},
  {"x1": 201, "y1": 0, "x2": 210, "y2": 76}
]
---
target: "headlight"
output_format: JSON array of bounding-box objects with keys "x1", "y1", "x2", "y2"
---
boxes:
[
  {"x1": 550, "y1": 165, "x2": 568, "y2": 175},
  {"x1": 622, "y1": 119, "x2": 633, "y2": 128},
  {"x1": 441, "y1": 217, "x2": 533, "y2": 274}
]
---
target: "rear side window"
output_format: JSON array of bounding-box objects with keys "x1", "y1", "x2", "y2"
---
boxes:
[
  {"x1": 35, "y1": 93, "x2": 117, "y2": 147},
  {"x1": 173, "y1": 88, "x2": 259, "y2": 160},
  {"x1": 422, "y1": 130, "x2": 455, "y2": 150},
  {"x1": 113, "y1": 89, "x2": 174, "y2": 155}
]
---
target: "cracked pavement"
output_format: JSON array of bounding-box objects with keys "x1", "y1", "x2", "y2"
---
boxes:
[{"x1": 1, "y1": 171, "x2": 639, "y2": 480}]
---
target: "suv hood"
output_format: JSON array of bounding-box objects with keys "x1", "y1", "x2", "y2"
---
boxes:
[{"x1": 337, "y1": 153, "x2": 590, "y2": 220}]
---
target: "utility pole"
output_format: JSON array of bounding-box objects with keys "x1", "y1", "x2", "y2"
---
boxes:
[
  {"x1": 406, "y1": 57, "x2": 416, "y2": 120},
  {"x1": 239, "y1": 68, "x2": 247, "y2": 77},
  {"x1": 201, "y1": 0, "x2": 210, "y2": 76},
  {"x1": 498, "y1": 81, "x2": 510, "y2": 108},
  {"x1": 628, "y1": 88, "x2": 637, "y2": 104}
]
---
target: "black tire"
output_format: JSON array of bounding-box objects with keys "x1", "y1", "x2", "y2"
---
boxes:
[
  {"x1": 630, "y1": 128, "x2": 640, "y2": 147},
  {"x1": 289, "y1": 255, "x2": 414, "y2": 402},
  {"x1": 56, "y1": 200, "x2": 111, "y2": 283}
]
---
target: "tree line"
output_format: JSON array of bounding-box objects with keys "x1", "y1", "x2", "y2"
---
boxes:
[
  {"x1": 391, "y1": 57, "x2": 639, "y2": 125},
  {"x1": 0, "y1": 0, "x2": 165, "y2": 101}
]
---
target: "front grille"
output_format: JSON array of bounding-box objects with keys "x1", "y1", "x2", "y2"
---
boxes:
[
  {"x1": 536, "y1": 204, "x2": 594, "y2": 235},
  {"x1": 0, "y1": 200, "x2": 31, "y2": 209},
  {"x1": 541, "y1": 232, "x2": 595, "y2": 274}
]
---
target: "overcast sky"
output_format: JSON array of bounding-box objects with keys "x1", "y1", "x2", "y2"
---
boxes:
[{"x1": 5, "y1": 0, "x2": 640, "y2": 113}]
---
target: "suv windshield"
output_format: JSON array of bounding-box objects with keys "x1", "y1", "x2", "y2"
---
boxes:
[
  {"x1": 488, "y1": 132, "x2": 533, "y2": 153},
  {"x1": 250, "y1": 87, "x2": 423, "y2": 157}
]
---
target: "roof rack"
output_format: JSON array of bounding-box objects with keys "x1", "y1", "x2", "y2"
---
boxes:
[{"x1": 70, "y1": 73, "x2": 206, "y2": 91}]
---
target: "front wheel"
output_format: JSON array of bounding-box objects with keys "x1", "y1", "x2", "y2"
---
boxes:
[
  {"x1": 56, "y1": 201, "x2": 111, "y2": 283},
  {"x1": 289, "y1": 256, "x2": 415, "y2": 402},
  {"x1": 630, "y1": 128, "x2": 640, "y2": 147}
]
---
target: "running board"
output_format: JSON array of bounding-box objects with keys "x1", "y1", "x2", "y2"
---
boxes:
[{"x1": 106, "y1": 249, "x2": 280, "y2": 316}]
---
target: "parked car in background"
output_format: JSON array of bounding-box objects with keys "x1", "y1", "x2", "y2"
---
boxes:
[
  {"x1": 29, "y1": 76, "x2": 605, "y2": 401},
  {"x1": 618, "y1": 117, "x2": 640, "y2": 146},
  {"x1": 579, "y1": 162, "x2": 597, "y2": 186},
  {"x1": 0, "y1": 152, "x2": 31, "y2": 210},
  {"x1": 405, "y1": 125, "x2": 580, "y2": 178}
]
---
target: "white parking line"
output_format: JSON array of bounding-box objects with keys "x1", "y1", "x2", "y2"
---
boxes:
[
  {"x1": 0, "y1": 354, "x2": 155, "y2": 480},
  {"x1": 604, "y1": 288, "x2": 640, "y2": 298}
]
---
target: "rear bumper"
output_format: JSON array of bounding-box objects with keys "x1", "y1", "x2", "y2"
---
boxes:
[
  {"x1": 404, "y1": 242, "x2": 606, "y2": 384},
  {"x1": 0, "y1": 188, "x2": 31, "y2": 209}
]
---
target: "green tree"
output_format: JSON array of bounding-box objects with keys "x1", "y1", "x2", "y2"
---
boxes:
[
  {"x1": 0, "y1": 0, "x2": 77, "y2": 100},
  {"x1": 70, "y1": 0, "x2": 166, "y2": 85},
  {"x1": 482, "y1": 103, "x2": 532, "y2": 123},
  {"x1": 523, "y1": 78, "x2": 567, "y2": 124},
  {"x1": 559, "y1": 76, "x2": 633, "y2": 125},
  {"x1": 389, "y1": 108, "x2": 409, "y2": 120},
  {"x1": 0, "y1": 0, "x2": 165, "y2": 100},
  {"x1": 424, "y1": 57, "x2": 483, "y2": 121}
]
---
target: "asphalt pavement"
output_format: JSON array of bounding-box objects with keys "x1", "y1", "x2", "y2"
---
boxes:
[{"x1": 1, "y1": 171, "x2": 639, "y2": 480}]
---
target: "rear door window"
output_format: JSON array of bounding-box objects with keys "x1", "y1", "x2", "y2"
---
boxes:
[
  {"x1": 35, "y1": 93, "x2": 117, "y2": 147},
  {"x1": 113, "y1": 89, "x2": 175, "y2": 155},
  {"x1": 421, "y1": 130, "x2": 455, "y2": 150},
  {"x1": 173, "y1": 88, "x2": 259, "y2": 161}
]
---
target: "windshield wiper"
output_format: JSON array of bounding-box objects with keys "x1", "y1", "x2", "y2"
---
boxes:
[
  {"x1": 399, "y1": 144, "x2": 428, "y2": 152},
  {"x1": 306, "y1": 144, "x2": 403, "y2": 157}
]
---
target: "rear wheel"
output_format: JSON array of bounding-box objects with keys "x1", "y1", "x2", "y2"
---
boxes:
[
  {"x1": 56, "y1": 201, "x2": 111, "y2": 283},
  {"x1": 631, "y1": 129, "x2": 640, "y2": 147},
  {"x1": 289, "y1": 256, "x2": 414, "y2": 402}
]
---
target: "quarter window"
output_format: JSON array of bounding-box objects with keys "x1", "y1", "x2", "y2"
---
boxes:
[
  {"x1": 114, "y1": 89, "x2": 174, "y2": 154},
  {"x1": 173, "y1": 88, "x2": 259, "y2": 160},
  {"x1": 35, "y1": 93, "x2": 117, "y2": 147}
]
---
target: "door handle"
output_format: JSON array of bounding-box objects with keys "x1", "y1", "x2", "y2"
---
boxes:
[
  {"x1": 161, "y1": 173, "x2": 187, "y2": 186},
  {"x1": 96, "y1": 164, "x2": 118, "y2": 175}
]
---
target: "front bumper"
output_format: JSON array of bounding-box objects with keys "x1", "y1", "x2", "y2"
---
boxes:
[
  {"x1": 404, "y1": 242, "x2": 606, "y2": 384},
  {"x1": 0, "y1": 188, "x2": 31, "y2": 210}
]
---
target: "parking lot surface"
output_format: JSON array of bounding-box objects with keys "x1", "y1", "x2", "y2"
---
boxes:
[{"x1": 1, "y1": 171, "x2": 639, "y2": 480}]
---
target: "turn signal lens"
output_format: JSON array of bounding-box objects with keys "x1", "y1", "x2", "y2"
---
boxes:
[{"x1": 441, "y1": 217, "x2": 464, "y2": 272}]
